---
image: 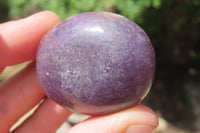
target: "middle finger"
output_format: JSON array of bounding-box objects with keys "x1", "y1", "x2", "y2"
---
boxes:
[{"x1": 0, "y1": 62, "x2": 45, "y2": 132}]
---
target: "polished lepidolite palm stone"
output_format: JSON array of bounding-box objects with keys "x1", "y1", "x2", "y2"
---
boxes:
[{"x1": 36, "y1": 11, "x2": 155, "y2": 115}]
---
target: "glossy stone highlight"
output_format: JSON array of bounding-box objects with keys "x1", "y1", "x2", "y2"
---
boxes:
[{"x1": 36, "y1": 11, "x2": 155, "y2": 115}]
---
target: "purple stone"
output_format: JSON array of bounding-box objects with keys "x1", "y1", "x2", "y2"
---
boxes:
[{"x1": 36, "y1": 11, "x2": 155, "y2": 115}]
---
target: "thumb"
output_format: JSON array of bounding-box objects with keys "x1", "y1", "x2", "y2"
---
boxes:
[{"x1": 67, "y1": 105, "x2": 158, "y2": 133}]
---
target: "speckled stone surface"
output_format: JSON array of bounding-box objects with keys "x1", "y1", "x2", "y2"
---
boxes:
[{"x1": 36, "y1": 11, "x2": 155, "y2": 115}]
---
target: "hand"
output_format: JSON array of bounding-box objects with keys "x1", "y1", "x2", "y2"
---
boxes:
[{"x1": 0, "y1": 11, "x2": 158, "y2": 133}]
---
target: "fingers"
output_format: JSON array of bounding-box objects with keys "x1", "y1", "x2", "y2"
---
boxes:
[
  {"x1": 12, "y1": 99, "x2": 72, "y2": 133},
  {"x1": 0, "y1": 62, "x2": 45, "y2": 132},
  {"x1": 0, "y1": 11, "x2": 61, "y2": 67},
  {"x1": 0, "y1": 62, "x2": 71, "y2": 133},
  {"x1": 67, "y1": 105, "x2": 158, "y2": 133}
]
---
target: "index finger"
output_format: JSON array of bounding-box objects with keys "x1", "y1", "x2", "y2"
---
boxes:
[{"x1": 0, "y1": 11, "x2": 61, "y2": 68}]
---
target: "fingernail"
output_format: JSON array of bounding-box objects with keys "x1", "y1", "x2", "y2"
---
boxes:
[{"x1": 125, "y1": 125, "x2": 155, "y2": 133}]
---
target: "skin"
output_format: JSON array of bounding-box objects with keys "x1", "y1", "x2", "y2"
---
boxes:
[{"x1": 0, "y1": 11, "x2": 158, "y2": 133}]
